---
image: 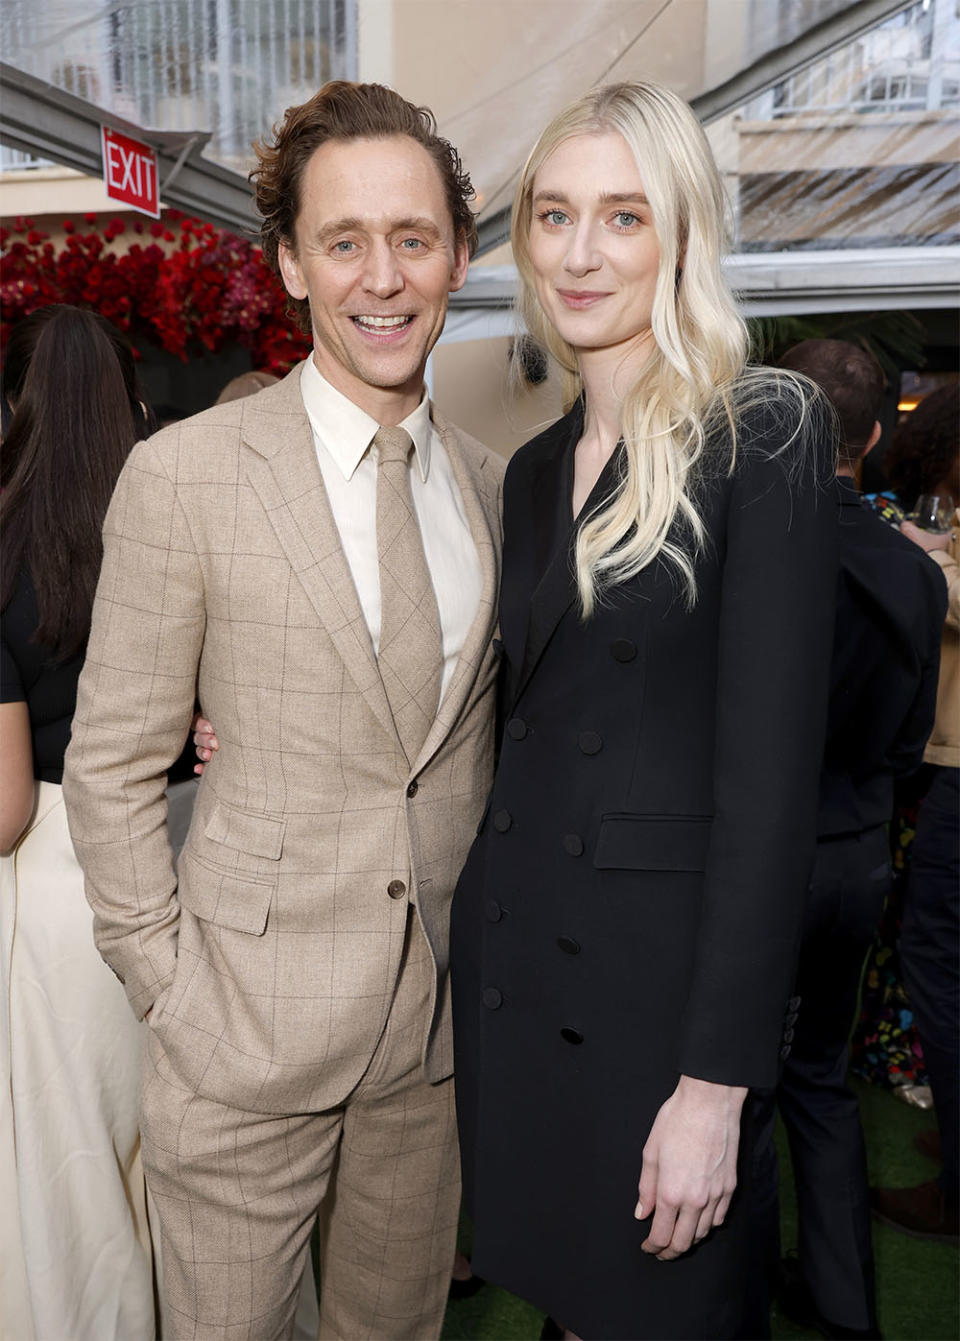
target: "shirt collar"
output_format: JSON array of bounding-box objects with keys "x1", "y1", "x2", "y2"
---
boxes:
[{"x1": 300, "y1": 356, "x2": 432, "y2": 482}]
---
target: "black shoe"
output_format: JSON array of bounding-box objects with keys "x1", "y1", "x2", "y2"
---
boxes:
[
  {"x1": 448, "y1": 1272, "x2": 486, "y2": 1301},
  {"x1": 775, "y1": 1257, "x2": 881, "y2": 1340},
  {"x1": 540, "y1": 1319, "x2": 564, "y2": 1340}
]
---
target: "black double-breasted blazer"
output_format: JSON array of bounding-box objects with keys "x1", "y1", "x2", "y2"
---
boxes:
[{"x1": 450, "y1": 391, "x2": 840, "y2": 1339}]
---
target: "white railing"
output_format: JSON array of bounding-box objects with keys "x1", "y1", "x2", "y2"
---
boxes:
[{"x1": 1, "y1": 0, "x2": 358, "y2": 173}]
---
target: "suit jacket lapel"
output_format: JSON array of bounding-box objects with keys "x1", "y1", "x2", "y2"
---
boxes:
[
  {"x1": 410, "y1": 410, "x2": 501, "y2": 775},
  {"x1": 240, "y1": 364, "x2": 399, "y2": 749},
  {"x1": 510, "y1": 402, "x2": 590, "y2": 709}
]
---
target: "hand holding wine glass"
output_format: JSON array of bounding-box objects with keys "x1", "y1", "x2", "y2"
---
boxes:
[{"x1": 907, "y1": 493, "x2": 955, "y2": 534}]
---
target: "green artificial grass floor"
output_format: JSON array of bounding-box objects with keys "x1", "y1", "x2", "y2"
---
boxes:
[{"x1": 441, "y1": 1078, "x2": 958, "y2": 1341}]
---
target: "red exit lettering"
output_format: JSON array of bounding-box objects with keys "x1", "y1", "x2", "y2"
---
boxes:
[{"x1": 101, "y1": 126, "x2": 160, "y2": 218}]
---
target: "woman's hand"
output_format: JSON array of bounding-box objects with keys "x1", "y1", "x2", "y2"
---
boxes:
[
  {"x1": 635, "y1": 1074, "x2": 747, "y2": 1261},
  {"x1": 901, "y1": 520, "x2": 952, "y2": 553},
  {"x1": 191, "y1": 714, "x2": 219, "y2": 776}
]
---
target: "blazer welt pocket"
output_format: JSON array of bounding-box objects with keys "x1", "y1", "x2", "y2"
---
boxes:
[
  {"x1": 594, "y1": 814, "x2": 713, "y2": 872},
  {"x1": 204, "y1": 801, "x2": 285, "y2": 860},
  {"x1": 179, "y1": 849, "x2": 274, "y2": 935}
]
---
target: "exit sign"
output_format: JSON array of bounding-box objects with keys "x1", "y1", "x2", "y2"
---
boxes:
[{"x1": 101, "y1": 126, "x2": 160, "y2": 218}]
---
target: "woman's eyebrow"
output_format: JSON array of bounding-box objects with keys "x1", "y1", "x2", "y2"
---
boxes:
[{"x1": 532, "y1": 190, "x2": 650, "y2": 206}]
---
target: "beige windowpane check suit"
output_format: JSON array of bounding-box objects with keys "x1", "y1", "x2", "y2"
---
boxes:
[{"x1": 63, "y1": 363, "x2": 504, "y2": 1339}]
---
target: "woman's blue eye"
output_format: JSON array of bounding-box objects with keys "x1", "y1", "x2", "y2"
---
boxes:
[
  {"x1": 540, "y1": 210, "x2": 568, "y2": 226},
  {"x1": 614, "y1": 211, "x2": 640, "y2": 228}
]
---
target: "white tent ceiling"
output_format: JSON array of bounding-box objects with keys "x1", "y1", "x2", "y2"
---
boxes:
[{"x1": 1, "y1": 0, "x2": 956, "y2": 315}]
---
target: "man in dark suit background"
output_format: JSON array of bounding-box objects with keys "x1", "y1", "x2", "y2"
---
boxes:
[{"x1": 748, "y1": 340, "x2": 947, "y2": 1340}]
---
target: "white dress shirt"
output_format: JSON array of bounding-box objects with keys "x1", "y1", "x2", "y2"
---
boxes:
[{"x1": 299, "y1": 358, "x2": 483, "y2": 701}]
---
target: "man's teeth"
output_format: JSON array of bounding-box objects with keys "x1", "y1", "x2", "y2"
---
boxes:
[{"x1": 354, "y1": 315, "x2": 411, "y2": 329}]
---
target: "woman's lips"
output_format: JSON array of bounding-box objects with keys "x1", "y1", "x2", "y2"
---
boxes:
[{"x1": 556, "y1": 290, "x2": 612, "y2": 309}]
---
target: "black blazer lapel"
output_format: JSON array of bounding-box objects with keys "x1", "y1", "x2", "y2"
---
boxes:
[{"x1": 512, "y1": 407, "x2": 624, "y2": 710}]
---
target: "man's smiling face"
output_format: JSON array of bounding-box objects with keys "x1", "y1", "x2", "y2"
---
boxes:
[{"x1": 278, "y1": 134, "x2": 469, "y2": 420}]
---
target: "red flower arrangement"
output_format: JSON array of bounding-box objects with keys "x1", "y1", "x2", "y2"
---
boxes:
[{"x1": 0, "y1": 210, "x2": 311, "y2": 373}]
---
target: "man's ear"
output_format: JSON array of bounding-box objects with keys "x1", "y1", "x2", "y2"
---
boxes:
[
  {"x1": 278, "y1": 241, "x2": 307, "y2": 300},
  {"x1": 448, "y1": 235, "x2": 470, "y2": 294},
  {"x1": 863, "y1": 420, "x2": 882, "y2": 457}
]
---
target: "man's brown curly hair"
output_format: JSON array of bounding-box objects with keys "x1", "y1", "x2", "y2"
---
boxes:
[
  {"x1": 886, "y1": 383, "x2": 959, "y2": 510},
  {"x1": 251, "y1": 81, "x2": 477, "y2": 333}
]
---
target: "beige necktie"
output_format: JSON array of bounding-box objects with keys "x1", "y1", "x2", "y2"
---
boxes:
[{"x1": 374, "y1": 426, "x2": 443, "y2": 763}]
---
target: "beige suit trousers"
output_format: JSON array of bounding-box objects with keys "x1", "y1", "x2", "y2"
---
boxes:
[{"x1": 140, "y1": 907, "x2": 459, "y2": 1341}]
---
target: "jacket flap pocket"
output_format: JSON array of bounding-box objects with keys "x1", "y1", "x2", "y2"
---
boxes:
[
  {"x1": 204, "y1": 802, "x2": 285, "y2": 860},
  {"x1": 178, "y1": 849, "x2": 273, "y2": 935},
  {"x1": 594, "y1": 814, "x2": 712, "y2": 872}
]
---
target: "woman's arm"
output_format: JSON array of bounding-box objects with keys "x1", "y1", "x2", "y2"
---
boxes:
[
  {"x1": 637, "y1": 391, "x2": 840, "y2": 1259},
  {"x1": 0, "y1": 700, "x2": 35, "y2": 853}
]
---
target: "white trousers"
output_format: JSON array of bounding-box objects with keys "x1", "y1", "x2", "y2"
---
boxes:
[{"x1": 0, "y1": 782, "x2": 155, "y2": 1341}]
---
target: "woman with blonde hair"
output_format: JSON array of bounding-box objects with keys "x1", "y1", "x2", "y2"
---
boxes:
[{"x1": 449, "y1": 82, "x2": 839, "y2": 1339}]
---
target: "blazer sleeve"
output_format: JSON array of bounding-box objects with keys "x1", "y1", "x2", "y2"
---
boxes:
[
  {"x1": 63, "y1": 434, "x2": 205, "y2": 1019},
  {"x1": 676, "y1": 400, "x2": 839, "y2": 1089}
]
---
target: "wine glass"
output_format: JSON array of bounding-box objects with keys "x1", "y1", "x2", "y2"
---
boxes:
[{"x1": 908, "y1": 494, "x2": 955, "y2": 534}]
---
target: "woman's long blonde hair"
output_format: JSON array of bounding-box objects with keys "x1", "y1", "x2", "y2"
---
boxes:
[{"x1": 512, "y1": 81, "x2": 803, "y2": 615}]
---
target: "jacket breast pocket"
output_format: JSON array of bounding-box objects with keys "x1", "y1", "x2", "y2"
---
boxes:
[
  {"x1": 593, "y1": 814, "x2": 712, "y2": 872},
  {"x1": 177, "y1": 801, "x2": 286, "y2": 935}
]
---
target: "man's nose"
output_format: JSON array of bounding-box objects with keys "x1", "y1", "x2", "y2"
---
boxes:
[{"x1": 362, "y1": 239, "x2": 404, "y2": 297}]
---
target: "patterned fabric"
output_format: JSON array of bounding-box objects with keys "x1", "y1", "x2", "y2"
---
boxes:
[
  {"x1": 375, "y1": 426, "x2": 443, "y2": 765},
  {"x1": 863, "y1": 490, "x2": 906, "y2": 528},
  {"x1": 141, "y1": 911, "x2": 460, "y2": 1340},
  {"x1": 63, "y1": 364, "x2": 505, "y2": 1115},
  {"x1": 851, "y1": 787, "x2": 928, "y2": 1089}
]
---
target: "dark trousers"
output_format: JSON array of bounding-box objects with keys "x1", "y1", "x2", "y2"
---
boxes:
[
  {"x1": 901, "y1": 765, "x2": 959, "y2": 1200},
  {"x1": 748, "y1": 827, "x2": 891, "y2": 1335}
]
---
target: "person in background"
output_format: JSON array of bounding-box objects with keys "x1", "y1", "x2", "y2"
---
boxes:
[
  {"x1": 0, "y1": 305, "x2": 156, "y2": 1341},
  {"x1": 215, "y1": 368, "x2": 281, "y2": 403},
  {"x1": 870, "y1": 393, "x2": 959, "y2": 1244},
  {"x1": 747, "y1": 340, "x2": 947, "y2": 1341}
]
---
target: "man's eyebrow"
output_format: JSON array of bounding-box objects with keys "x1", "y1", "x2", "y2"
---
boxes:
[
  {"x1": 312, "y1": 216, "x2": 445, "y2": 242},
  {"x1": 532, "y1": 190, "x2": 650, "y2": 206}
]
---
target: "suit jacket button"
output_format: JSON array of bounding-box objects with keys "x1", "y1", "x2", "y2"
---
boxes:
[
  {"x1": 610, "y1": 638, "x2": 637, "y2": 662},
  {"x1": 578, "y1": 731, "x2": 602, "y2": 755},
  {"x1": 507, "y1": 717, "x2": 528, "y2": 740},
  {"x1": 563, "y1": 833, "x2": 584, "y2": 857},
  {"x1": 783, "y1": 1027, "x2": 795, "y2": 1044},
  {"x1": 557, "y1": 935, "x2": 580, "y2": 955},
  {"x1": 493, "y1": 809, "x2": 512, "y2": 833},
  {"x1": 780, "y1": 1044, "x2": 791, "y2": 1059},
  {"x1": 560, "y1": 1027, "x2": 584, "y2": 1045},
  {"x1": 485, "y1": 900, "x2": 503, "y2": 923},
  {"x1": 784, "y1": 1012, "x2": 798, "y2": 1028},
  {"x1": 788, "y1": 995, "x2": 802, "y2": 1011},
  {"x1": 406, "y1": 780, "x2": 418, "y2": 798},
  {"x1": 387, "y1": 879, "x2": 407, "y2": 899},
  {"x1": 482, "y1": 987, "x2": 503, "y2": 1009}
]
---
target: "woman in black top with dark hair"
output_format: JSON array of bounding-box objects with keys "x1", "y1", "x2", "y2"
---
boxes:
[{"x1": 0, "y1": 305, "x2": 157, "y2": 1341}]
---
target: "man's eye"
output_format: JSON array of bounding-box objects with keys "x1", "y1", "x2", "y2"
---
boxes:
[
  {"x1": 333, "y1": 240, "x2": 355, "y2": 253},
  {"x1": 400, "y1": 237, "x2": 424, "y2": 250}
]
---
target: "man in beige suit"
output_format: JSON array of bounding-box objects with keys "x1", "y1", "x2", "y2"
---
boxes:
[{"x1": 63, "y1": 82, "x2": 503, "y2": 1341}]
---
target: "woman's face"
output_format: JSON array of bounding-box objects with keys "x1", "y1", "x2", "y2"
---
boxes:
[{"x1": 527, "y1": 130, "x2": 662, "y2": 365}]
